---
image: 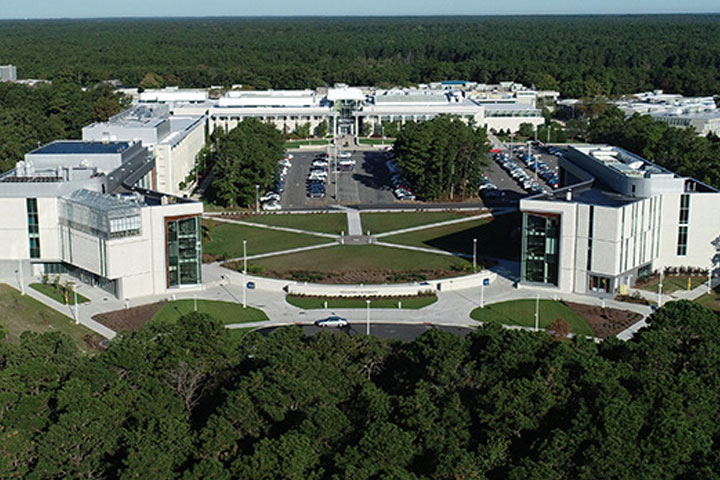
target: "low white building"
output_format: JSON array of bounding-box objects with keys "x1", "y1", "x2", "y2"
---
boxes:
[
  {"x1": 519, "y1": 145, "x2": 720, "y2": 295},
  {"x1": 651, "y1": 111, "x2": 720, "y2": 138},
  {"x1": 83, "y1": 104, "x2": 205, "y2": 196},
  {"x1": 0, "y1": 141, "x2": 203, "y2": 299}
]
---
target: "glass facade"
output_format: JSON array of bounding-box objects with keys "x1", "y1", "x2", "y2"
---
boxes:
[
  {"x1": 166, "y1": 216, "x2": 202, "y2": 288},
  {"x1": 26, "y1": 198, "x2": 40, "y2": 258},
  {"x1": 677, "y1": 194, "x2": 690, "y2": 256},
  {"x1": 521, "y1": 213, "x2": 560, "y2": 286}
]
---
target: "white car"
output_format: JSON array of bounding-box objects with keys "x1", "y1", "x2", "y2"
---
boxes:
[
  {"x1": 315, "y1": 316, "x2": 348, "y2": 328},
  {"x1": 338, "y1": 151, "x2": 353, "y2": 159},
  {"x1": 284, "y1": 153, "x2": 294, "y2": 160},
  {"x1": 312, "y1": 160, "x2": 329, "y2": 168},
  {"x1": 260, "y1": 192, "x2": 281, "y2": 203},
  {"x1": 261, "y1": 201, "x2": 282, "y2": 211}
]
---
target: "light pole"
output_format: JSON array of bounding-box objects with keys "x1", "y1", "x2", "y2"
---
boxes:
[
  {"x1": 334, "y1": 143, "x2": 338, "y2": 203},
  {"x1": 657, "y1": 266, "x2": 664, "y2": 307},
  {"x1": 480, "y1": 281, "x2": 485, "y2": 308},
  {"x1": 15, "y1": 259, "x2": 24, "y2": 295},
  {"x1": 255, "y1": 184, "x2": 259, "y2": 214},
  {"x1": 242, "y1": 240, "x2": 247, "y2": 308},
  {"x1": 534, "y1": 294, "x2": 540, "y2": 331},
  {"x1": 473, "y1": 238, "x2": 477, "y2": 272},
  {"x1": 708, "y1": 264, "x2": 713, "y2": 294},
  {"x1": 69, "y1": 282, "x2": 79, "y2": 324},
  {"x1": 194, "y1": 294, "x2": 198, "y2": 312},
  {"x1": 366, "y1": 299, "x2": 371, "y2": 335}
]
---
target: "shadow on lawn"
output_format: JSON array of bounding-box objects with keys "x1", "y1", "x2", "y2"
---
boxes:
[{"x1": 423, "y1": 213, "x2": 522, "y2": 261}]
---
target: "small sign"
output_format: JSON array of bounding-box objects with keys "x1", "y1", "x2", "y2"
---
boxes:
[
  {"x1": 483, "y1": 279, "x2": 490, "y2": 286},
  {"x1": 246, "y1": 282, "x2": 256, "y2": 290}
]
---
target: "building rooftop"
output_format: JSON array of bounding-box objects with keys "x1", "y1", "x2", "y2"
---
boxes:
[{"x1": 31, "y1": 141, "x2": 130, "y2": 155}]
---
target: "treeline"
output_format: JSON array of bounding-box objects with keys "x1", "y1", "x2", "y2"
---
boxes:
[
  {"x1": 1, "y1": 300, "x2": 720, "y2": 478},
  {"x1": 0, "y1": 81, "x2": 127, "y2": 172},
  {"x1": 1, "y1": 16, "x2": 720, "y2": 96},
  {"x1": 587, "y1": 106, "x2": 720, "y2": 188}
]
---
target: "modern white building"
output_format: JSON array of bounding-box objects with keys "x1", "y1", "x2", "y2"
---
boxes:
[
  {"x1": 83, "y1": 104, "x2": 206, "y2": 196},
  {"x1": 519, "y1": 145, "x2": 720, "y2": 295},
  {"x1": 0, "y1": 140, "x2": 203, "y2": 299},
  {"x1": 650, "y1": 111, "x2": 720, "y2": 138},
  {"x1": 0, "y1": 64, "x2": 17, "y2": 82}
]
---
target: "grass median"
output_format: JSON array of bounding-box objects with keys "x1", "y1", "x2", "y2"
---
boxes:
[
  {"x1": 203, "y1": 221, "x2": 331, "y2": 262},
  {"x1": 362, "y1": 211, "x2": 471, "y2": 234},
  {"x1": 29, "y1": 282, "x2": 90, "y2": 305},
  {"x1": 286, "y1": 294, "x2": 437, "y2": 309},
  {"x1": 470, "y1": 299, "x2": 593, "y2": 336},
  {"x1": 383, "y1": 212, "x2": 522, "y2": 260},
  {"x1": 151, "y1": 299, "x2": 268, "y2": 325},
  {"x1": 238, "y1": 213, "x2": 347, "y2": 235}
]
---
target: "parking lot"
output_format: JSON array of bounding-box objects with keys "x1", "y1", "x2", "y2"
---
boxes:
[
  {"x1": 482, "y1": 144, "x2": 563, "y2": 204},
  {"x1": 279, "y1": 149, "x2": 397, "y2": 210}
]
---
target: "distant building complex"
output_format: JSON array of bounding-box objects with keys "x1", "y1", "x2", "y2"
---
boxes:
[{"x1": 520, "y1": 145, "x2": 719, "y2": 295}]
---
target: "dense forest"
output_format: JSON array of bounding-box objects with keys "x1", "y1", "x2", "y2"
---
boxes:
[
  {"x1": 1, "y1": 16, "x2": 720, "y2": 96},
  {"x1": 1, "y1": 300, "x2": 719, "y2": 478}
]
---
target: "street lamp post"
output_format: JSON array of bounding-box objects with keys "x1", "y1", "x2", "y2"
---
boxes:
[
  {"x1": 473, "y1": 238, "x2": 477, "y2": 272},
  {"x1": 366, "y1": 299, "x2": 371, "y2": 335},
  {"x1": 242, "y1": 240, "x2": 247, "y2": 308},
  {"x1": 657, "y1": 266, "x2": 664, "y2": 307},
  {"x1": 255, "y1": 184, "x2": 259, "y2": 214},
  {"x1": 480, "y1": 281, "x2": 485, "y2": 308},
  {"x1": 194, "y1": 294, "x2": 198, "y2": 312},
  {"x1": 534, "y1": 294, "x2": 540, "y2": 331}
]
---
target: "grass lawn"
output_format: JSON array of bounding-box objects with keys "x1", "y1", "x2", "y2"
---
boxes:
[
  {"x1": 249, "y1": 244, "x2": 469, "y2": 283},
  {"x1": 695, "y1": 287, "x2": 720, "y2": 312},
  {"x1": 286, "y1": 294, "x2": 437, "y2": 309},
  {"x1": 362, "y1": 211, "x2": 470, "y2": 234},
  {"x1": 470, "y1": 299, "x2": 593, "y2": 336},
  {"x1": 29, "y1": 283, "x2": 90, "y2": 305},
  {"x1": 358, "y1": 138, "x2": 395, "y2": 145},
  {"x1": 0, "y1": 283, "x2": 96, "y2": 352},
  {"x1": 637, "y1": 275, "x2": 707, "y2": 294},
  {"x1": 227, "y1": 327, "x2": 255, "y2": 344},
  {"x1": 383, "y1": 213, "x2": 522, "y2": 260},
  {"x1": 151, "y1": 299, "x2": 268, "y2": 326},
  {"x1": 203, "y1": 221, "x2": 331, "y2": 260},
  {"x1": 285, "y1": 139, "x2": 330, "y2": 148},
  {"x1": 240, "y1": 213, "x2": 346, "y2": 235}
]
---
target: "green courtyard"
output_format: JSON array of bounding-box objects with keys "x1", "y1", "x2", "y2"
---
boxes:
[
  {"x1": 239, "y1": 212, "x2": 347, "y2": 235},
  {"x1": 203, "y1": 221, "x2": 331, "y2": 261},
  {"x1": 151, "y1": 299, "x2": 269, "y2": 326},
  {"x1": 361, "y1": 211, "x2": 471, "y2": 234},
  {"x1": 384, "y1": 212, "x2": 522, "y2": 260}
]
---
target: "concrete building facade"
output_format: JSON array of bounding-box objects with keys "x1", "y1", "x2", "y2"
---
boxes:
[
  {"x1": 519, "y1": 145, "x2": 720, "y2": 295},
  {"x1": 0, "y1": 141, "x2": 203, "y2": 299}
]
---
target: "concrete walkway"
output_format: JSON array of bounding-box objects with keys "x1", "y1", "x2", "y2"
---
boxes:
[
  {"x1": 374, "y1": 208, "x2": 513, "y2": 238},
  {"x1": 206, "y1": 216, "x2": 337, "y2": 239},
  {"x1": 221, "y1": 241, "x2": 337, "y2": 263}
]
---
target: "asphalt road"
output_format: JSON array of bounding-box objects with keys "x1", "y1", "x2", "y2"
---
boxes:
[{"x1": 255, "y1": 322, "x2": 475, "y2": 341}]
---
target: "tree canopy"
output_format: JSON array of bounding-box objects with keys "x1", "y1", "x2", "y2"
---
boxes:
[
  {"x1": 393, "y1": 115, "x2": 489, "y2": 200},
  {"x1": 206, "y1": 118, "x2": 285, "y2": 207},
  {"x1": 2, "y1": 300, "x2": 720, "y2": 478},
  {"x1": 0, "y1": 81, "x2": 126, "y2": 172},
  {"x1": 1, "y1": 16, "x2": 720, "y2": 97}
]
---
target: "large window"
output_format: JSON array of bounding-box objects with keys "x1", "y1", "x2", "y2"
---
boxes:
[
  {"x1": 166, "y1": 216, "x2": 202, "y2": 288},
  {"x1": 26, "y1": 198, "x2": 40, "y2": 258},
  {"x1": 677, "y1": 194, "x2": 690, "y2": 256},
  {"x1": 586, "y1": 206, "x2": 594, "y2": 271},
  {"x1": 521, "y1": 213, "x2": 560, "y2": 286}
]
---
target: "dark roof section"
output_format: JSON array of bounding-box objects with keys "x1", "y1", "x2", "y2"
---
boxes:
[{"x1": 31, "y1": 141, "x2": 131, "y2": 155}]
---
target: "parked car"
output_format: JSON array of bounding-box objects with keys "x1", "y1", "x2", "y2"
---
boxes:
[
  {"x1": 260, "y1": 192, "x2": 281, "y2": 203},
  {"x1": 262, "y1": 201, "x2": 282, "y2": 211},
  {"x1": 315, "y1": 315, "x2": 348, "y2": 328},
  {"x1": 338, "y1": 151, "x2": 353, "y2": 159}
]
